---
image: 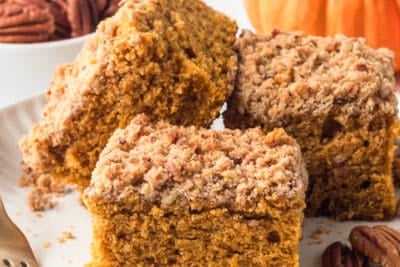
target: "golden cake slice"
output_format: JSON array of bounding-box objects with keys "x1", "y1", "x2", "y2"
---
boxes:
[
  {"x1": 19, "y1": 0, "x2": 237, "y2": 190},
  {"x1": 83, "y1": 114, "x2": 308, "y2": 266},
  {"x1": 224, "y1": 29, "x2": 398, "y2": 220}
]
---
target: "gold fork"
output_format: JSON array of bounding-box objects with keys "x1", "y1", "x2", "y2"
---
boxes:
[{"x1": 0, "y1": 197, "x2": 39, "y2": 267}]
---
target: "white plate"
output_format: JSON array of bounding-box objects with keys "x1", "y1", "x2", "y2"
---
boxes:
[
  {"x1": 0, "y1": 95, "x2": 91, "y2": 267},
  {"x1": 0, "y1": 94, "x2": 399, "y2": 267}
]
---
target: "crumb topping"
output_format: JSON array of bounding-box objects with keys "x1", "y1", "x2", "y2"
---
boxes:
[
  {"x1": 85, "y1": 114, "x2": 308, "y2": 210},
  {"x1": 228, "y1": 30, "x2": 397, "y2": 128}
]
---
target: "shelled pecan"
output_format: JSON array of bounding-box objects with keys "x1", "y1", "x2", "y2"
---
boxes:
[
  {"x1": 49, "y1": 0, "x2": 121, "y2": 39},
  {"x1": 0, "y1": 0, "x2": 54, "y2": 43},
  {"x1": 101, "y1": 0, "x2": 119, "y2": 18},
  {"x1": 349, "y1": 225, "x2": 400, "y2": 267},
  {"x1": 322, "y1": 241, "x2": 367, "y2": 267},
  {"x1": 67, "y1": 0, "x2": 98, "y2": 37},
  {"x1": 0, "y1": 0, "x2": 121, "y2": 43},
  {"x1": 47, "y1": 0, "x2": 70, "y2": 39}
]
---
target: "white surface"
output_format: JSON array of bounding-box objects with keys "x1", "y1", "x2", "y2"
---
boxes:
[
  {"x1": 0, "y1": 96, "x2": 92, "y2": 267},
  {"x1": 1, "y1": 95, "x2": 400, "y2": 267},
  {"x1": 0, "y1": 2, "x2": 252, "y2": 109},
  {"x1": 0, "y1": 35, "x2": 91, "y2": 109}
]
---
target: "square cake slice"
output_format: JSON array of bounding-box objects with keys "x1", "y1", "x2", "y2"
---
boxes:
[
  {"x1": 224, "y1": 30, "x2": 399, "y2": 220},
  {"x1": 83, "y1": 114, "x2": 308, "y2": 266},
  {"x1": 19, "y1": 0, "x2": 237, "y2": 191}
]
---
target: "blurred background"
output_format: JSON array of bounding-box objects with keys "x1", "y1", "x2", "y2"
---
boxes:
[{"x1": 0, "y1": 0, "x2": 399, "y2": 108}]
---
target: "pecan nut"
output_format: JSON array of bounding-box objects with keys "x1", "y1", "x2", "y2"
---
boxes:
[
  {"x1": 0, "y1": 0, "x2": 54, "y2": 43},
  {"x1": 53, "y1": 0, "x2": 120, "y2": 39},
  {"x1": 349, "y1": 225, "x2": 400, "y2": 267},
  {"x1": 68, "y1": 0, "x2": 99, "y2": 37},
  {"x1": 100, "y1": 0, "x2": 120, "y2": 18},
  {"x1": 322, "y1": 241, "x2": 367, "y2": 267},
  {"x1": 49, "y1": 0, "x2": 106, "y2": 39},
  {"x1": 47, "y1": 0, "x2": 71, "y2": 39},
  {"x1": 0, "y1": 0, "x2": 121, "y2": 43}
]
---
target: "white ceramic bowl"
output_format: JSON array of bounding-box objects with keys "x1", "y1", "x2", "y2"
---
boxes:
[{"x1": 0, "y1": 34, "x2": 92, "y2": 107}]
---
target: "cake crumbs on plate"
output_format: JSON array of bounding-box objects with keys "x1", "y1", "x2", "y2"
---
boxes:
[
  {"x1": 27, "y1": 187, "x2": 58, "y2": 212},
  {"x1": 20, "y1": 163, "x2": 74, "y2": 212},
  {"x1": 57, "y1": 231, "x2": 75, "y2": 243},
  {"x1": 43, "y1": 241, "x2": 51, "y2": 248},
  {"x1": 308, "y1": 226, "x2": 331, "y2": 245}
]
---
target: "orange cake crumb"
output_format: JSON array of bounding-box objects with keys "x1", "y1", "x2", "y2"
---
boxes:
[
  {"x1": 57, "y1": 231, "x2": 75, "y2": 243},
  {"x1": 43, "y1": 241, "x2": 51, "y2": 248},
  {"x1": 308, "y1": 226, "x2": 332, "y2": 245}
]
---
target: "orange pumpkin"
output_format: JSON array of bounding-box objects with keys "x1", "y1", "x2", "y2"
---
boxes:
[{"x1": 244, "y1": 0, "x2": 400, "y2": 71}]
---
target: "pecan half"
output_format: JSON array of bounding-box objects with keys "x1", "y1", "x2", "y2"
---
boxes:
[
  {"x1": 322, "y1": 241, "x2": 367, "y2": 267},
  {"x1": 67, "y1": 0, "x2": 99, "y2": 37},
  {"x1": 101, "y1": 0, "x2": 119, "y2": 18},
  {"x1": 373, "y1": 225, "x2": 400, "y2": 255},
  {"x1": 349, "y1": 225, "x2": 400, "y2": 267},
  {"x1": 47, "y1": 0, "x2": 71, "y2": 39},
  {"x1": 97, "y1": 0, "x2": 112, "y2": 18},
  {"x1": 48, "y1": 0, "x2": 117, "y2": 40},
  {"x1": 0, "y1": 0, "x2": 121, "y2": 43},
  {"x1": 0, "y1": 0, "x2": 54, "y2": 43},
  {"x1": 14, "y1": 0, "x2": 47, "y2": 9}
]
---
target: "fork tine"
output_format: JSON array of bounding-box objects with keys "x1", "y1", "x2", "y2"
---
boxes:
[
  {"x1": 2, "y1": 257, "x2": 34, "y2": 267},
  {"x1": 0, "y1": 197, "x2": 39, "y2": 267},
  {"x1": 1, "y1": 258, "x2": 38, "y2": 267}
]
